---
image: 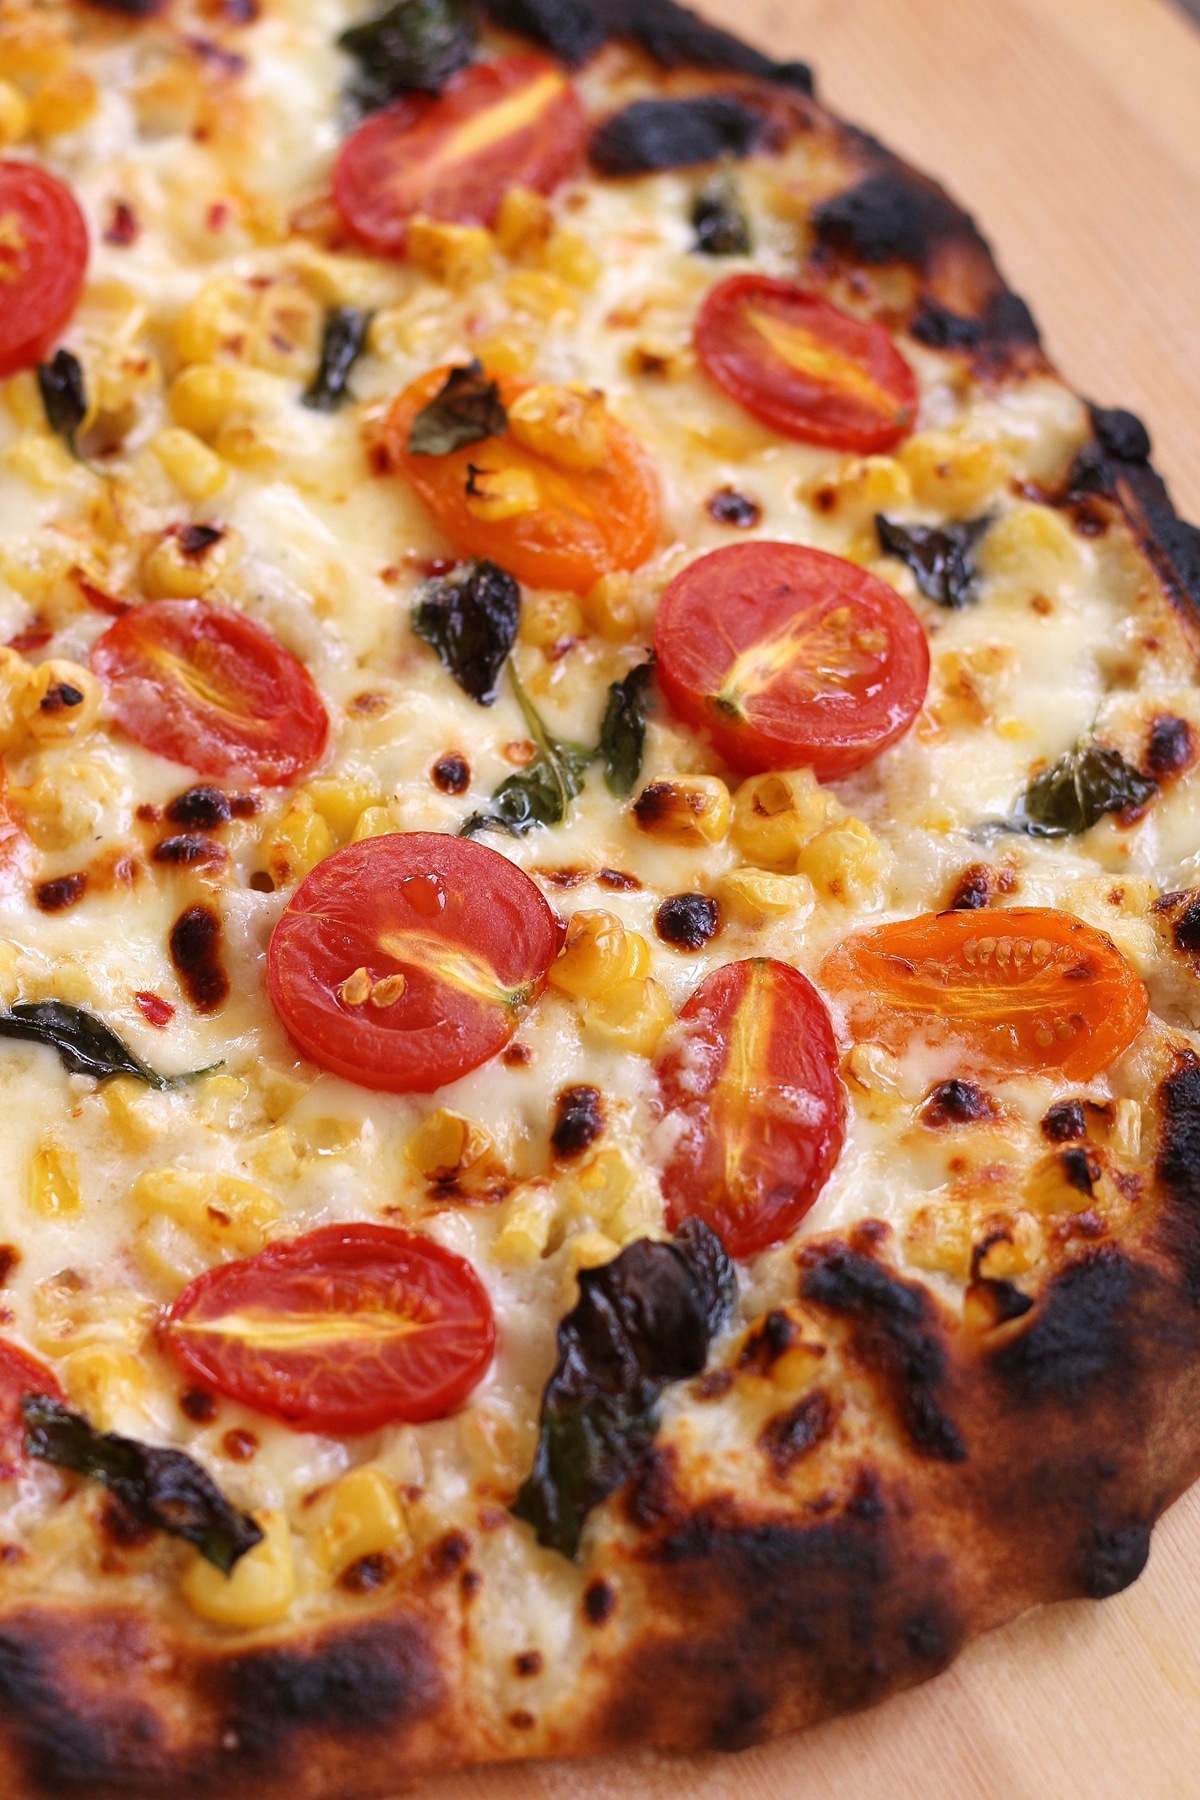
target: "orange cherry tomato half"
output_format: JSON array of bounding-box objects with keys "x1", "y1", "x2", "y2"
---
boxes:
[
  {"x1": 655, "y1": 958, "x2": 845, "y2": 1260},
  {"x1": 695, "y1": 275, "x2": 918, "y2": 454},
  {"x1": 333, "y1": 56, "x2": 587, "y2": 257},
  {"x1": 0, "y1": 1340, "x2": 63, "y2": 1480},
  {"x1": 267, "y1": 832, "x2": 561, "y2": 1093},
  {"x1": 385, "y1": 367, "x2": 661, "y2": 593},
  {"x1": 0, "y1": 163, "x2": 88, "y2": 378},
  {"x1": 91, "y1": 599, "x2": 329, "y2": 787},
  {"x1": 654, "y1": 542, "x2": 929, "y2": 780},
  {"x1": 820, "y1": 909, "x2": 1150, "y2": 1082},
  {"x1": 162, "y1": 1224, "x2": 496, "y2": 1433}
]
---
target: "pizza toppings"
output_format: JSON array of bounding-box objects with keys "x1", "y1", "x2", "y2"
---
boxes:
[
  {"x1": 0, "y1": 1343, "x2": 62, "y2": 1480},
  {"x1": 302, "y1": 305, "x2": 373, "y2": 412},
  {"x1": 695, "y1": 275, "x2": 918, "y2": 453},
  {"x1": 91, "y1": 599, "x2": 329, "y2": 786},
  {"x1": 35, "y1": 348, "x2": 88, "y2": 458},
  {"x1": 654, "y1": 542, "x2": 930, "y2": 779},
  {"x1": 333, "y1": 56, "x2": 587, "y2": 256},
  {"x1": 0, "y1": 1001, "x2": 216, "y2": 1088},
  {"x1": 692, "y1": 167, "x2": 752, "y2": 256},
  {"x1": 874, "y1": 515, "x2": 993, "y2": 609},
  {"x1": 821, "y1": 909, "x2": 1150, "y2": 1081},
  {"x1": 597, "y1": 660, "x2": 653, "y2": 797},
  {"x1": 589, "y1": 94, "x2": 769, "y2": 177},
  {"x1": 267, "y1": 832, "x2": 560, "y2": 1091},
  {"x1": 656, "y1": 959, "x2": 845, "y2": 1258},
  {"x1": 0, "y1": 162, "x2": 89, "y2": 379},
  {"x1": 413, "y1": 559, "x2": 521, "y2": 703},
  {"x1": 406, "y1": 360, "x2": 508, "y2": 456},
  {"x1": 1013, "y1": 743, "x2": 1158, "y2": 837},
  {"x1": 462, "y1": 666, "x2": 592, "y2": 834},
  {"x1": 162, "y1": 1224, "x2": 496, "y2": 1433},
  {"x1": 338, "y1": 0, "x2": 476, "y2": 117},
  {"x1": 22, "y1": 1395, "x2": 262, "y2": 1573},
  {"x1": 512, "y1": 1219, "x2": 735, "y2": 1557}
]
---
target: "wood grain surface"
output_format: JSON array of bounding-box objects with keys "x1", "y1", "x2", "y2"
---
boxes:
[{"x1": 419, "y1": 4, "x2": 1200, "y2": 1796}]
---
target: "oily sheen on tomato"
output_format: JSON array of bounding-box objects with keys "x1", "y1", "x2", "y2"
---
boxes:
[
  {"x1": 655, "y1": 959, "x2": 845, "y2": 1259},
  {"x1": 821, "y1": 909, "x2": 1149, "y2": 1081},
  {"x1": 695, "y1": 275, "x2": 917, "y2": 454},
  {"x1": 91, "y1": 599, "x2": 328, "y2": 786},
  {"x1": 0, "y1": 1340, "x2": 62, "y2": 1480},
  {"x1": 334, "y1": 56, "x2": 586, "y2": 257},
  {"x1": 162, "y1": 1224, "x2": 496, "y2": 1433},
  {"x1": 0, "y1": 163, "x2": 88, "y2": 378},
  {"x1": 268, "y1": 832, "x2": 560, "y2": 1093},
  {"x1": 654, "y1": 542, "x2": 929, "y2": 779},
  {"x1": 386, "y1": 368, "x2": 661, "y2": 593}
]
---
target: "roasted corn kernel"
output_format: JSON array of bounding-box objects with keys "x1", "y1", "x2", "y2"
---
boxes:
[
  {"x1": 151, "y1": 428, "x2": 228, "y2": 501},
  {"x1": 131, "y1": 1166, "x2": 282, "y2": 1256},
  {"x1": 730, "y1": 769, "x2": 840, "y2": 870},
  {"x1": 632, "y1": 776, "x2": 731, "y2": 847},
  {"x1": 580, "y1": 975, "x2": 674, "y2": 1056},
  {"x1": 548, "y1": 911, "x2": 651, "y2": 1001},
  {"x1": 316, "y1": 1467, "x2": 409, "y2": 1574},
  {"x1": 508, "y1": 384, "x2": 608, "y2": 473},
  {"x1": 407, "y1": 215, "x2": 495, "y2": 287},
  {"x1": 715, "y1": 867, "x2": 816, "y2": 927},
  {"x1": 182, "y1": 1510, "x2": 295, "y2": 1628}
]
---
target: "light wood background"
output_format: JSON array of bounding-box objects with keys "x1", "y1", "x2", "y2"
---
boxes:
[{"x1": 420, "y1": 4, "x2": 1200, "y2": 1796}]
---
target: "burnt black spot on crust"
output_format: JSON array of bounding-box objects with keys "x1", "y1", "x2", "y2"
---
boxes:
[
  {"x1": 655, "y1": 893, "x2": 720, "y2": 951},
  {"x1": 991, "y1": 1247, "x2": 1132, "y2": 1401},
  {"x1": 1042, "y1": 1099, "x2": 1087, "y2": 1143},
  {"x1": 485, "y1": 0, "x2": 813, "y2": 90},
  {"x1": 799, "y1": 1245, "x2": 966, "y2": 1462},
  {"x1": 551, "y1": 1085, "x2": 603, "y2": 1159},
  {"x1": 590, "y1": 94, "x2": 769, "y2": 177},
  {"x1": 1157, "y1": 1058, "x2": 1200, "y2": 1305},
  {"x1": 169, "y1": 904, "x2": 229, "y2": 1013},
  {"x1": 759, "y1": 1390, "x2": 832, "y2": 1478},
  {"x1": 1172, "y1": 898, "x2": 1200, "y2": 958},
  {"x1": 584, "y1": 1577, "x2": 617, "y2": 1624},
  {"x1": 921, "y1": 1080, "x2": 995, "y2": 1128},
  {"x1": 813, "y1": 171, "x2": 960, "y2": 268},
  {"x1": 1082, "y1": 1521, "x2": 1152, "y2": 1599},
  {"x1": 35, "y1": 873, "x2": 87, "y2": 913},
  {"x1": 165, "y1": 786, "x2": 233, "y2": 830},
  {"x1": 1147, "y1": 715, "x2": 1194, "y2": 780},
  {"x1": 1090, "y1": 406, "x2": 1152, "y2": 465}
]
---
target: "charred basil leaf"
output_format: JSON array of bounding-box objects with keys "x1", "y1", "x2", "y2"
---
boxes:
[
  {"x1": 512, "y1": 1219, "x2": 735, "y2": 1559},
  {"x1": 691, "y1": 166, "x2": 751, "y2": 256},
  {"x1": 36, "y1": 349, "x2": 87, "y2": 457},
  {"x1": 590, "y1": 94, "x2": 767, "y2": 178},
  {"x1": 1013, "y1": 743, "x2": 1159, "y2": 838},
  {"x1": 0, "y1": 1001, "x2": 218, "y2": 1088},
  {"x1": 338, "y1": 0, "x2": 475, "y2": 116},
  {"x1": 599, "y1": 659, "x2": 653, "y2": 797},
  {"x1": 413, "y1": 559, "x2": 520, "y2": 705},
  {"x1": 875, "y1": 513, "x2": 993, "y2": 609},
  {"x1": 23, "y1": 1396, "x2": 262, "y2": 1575},
  {"x1": 407, "y1": 359, "x2": 508, "y2": 456},
  {"x1": 461, "y1": 667, "x2": 592, "y2": 836},
  {"x1": 303, "y1": 307, "x2": 373, "y2": 412}
]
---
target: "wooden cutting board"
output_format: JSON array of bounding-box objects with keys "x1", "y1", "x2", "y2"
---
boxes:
[{"x1": 419, "y1": 4, "x2": 1200, "y2": 1796}]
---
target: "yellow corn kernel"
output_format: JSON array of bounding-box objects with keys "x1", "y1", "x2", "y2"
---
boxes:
[
  {"x1": 29, "y1": 1139, "x2": 81, "y2": 1218},
  {"x1": 549, "y1": 911, "x2": 648, "y2": 1001},
  {"x1": 1113, "y1": 1099, "x2": 1143, "y2": 1161},
  {"x1": 495, "y1": 184, "x2": 553, "y2": 259},
  {"x1": 151, "y1": 428, "x2": 228, "y2": 502},
  {"x1": 1023, "y1": 1150, "x2": 1100, "y2": 1218},
  {"x1": 316, "y1": 1467, "x2": 409, "y2": 1575},
  {"x1": 182, "y1": 1510, "x2": 295, "y2": 1629},
  {"x1": 463, "y1": 463, "x2": 540, "y2": 522},
  {"x1": 16, "y1": 756, "x2": 117, "y2": 851},
  {"x1": 899, "y1": 431, "x2": 1006, "y2": 513},
  {"x1": 0, "y1": 77, "x2": 30, "y2": 145},
  {"x1": 466, "y1": 325, "x2": 535, "y2": 377},
  {"x1": 503, "y1": 268, "x2": 576, "y2": 321},
  {"x1": 62, "y1": 1346, "x2": 148, "y2": 1433},
  {"x1": 141, "y1": 528, "x2": 230, "y2": 600},
  {"x1": 30, "y1": 68, "x2": 98, "y2": 138},
  {"x1": 174, "y1": 278, "x2": 247, "y2": 367},
  {"x1": 633, "y1": 775, "x2": 731, "y2": 847},
  {"x1": 0, "y1": 646, "x2": 35, "y2": 751},
  {"x1": 19, "y1": 660, "x2": 100, "y2": 744},
  {"x1": 715, "y1": 866, "x2": 816, "y2": 927},
  {"x1": 306, "y1": 776, "x2": 381, "y2": 845},
  {"x1": 2, "y1": 369, "x2": 42, "y2": 430},
  {"x1": 582, "y1": 571, "x2": 637, "y2": 640},
  {"x1": 406, "y1": 1109, "x2": 493, "y2": 1181},
  {"x1": 262, "y1": 792, "x2": 335, "y2": 889},
  {"x1": 517, "y1": 588, "x2": 584, "y2": 647},
  {"x1": 560, "y1": 1230, "x2": 619, "y2": 1303},
  {"x1": 804, "y1": 455, "x2": 911, "y2": 526},
  {"x1": 628, "y1": 333, "x2": 696, "y2": 382},
  {"x1": 560, "y1": 1147, "x2": 640, "y2": 1233},
  {"x1": 493, "y1": 1181, "x2": 557, "y2": 1267},
  {"x1": 407, "y1": 215, "x2": 495, "y2": 288},
  {"x1": 6, "y1": 432, "x2": 75, "y2": 488},
  {"x1": 168, "y1": 363, "x2": 255, "y2": 441},
  {"x1": 350, "y1": 804, "x2": 397, "y2": 843},
  {"x1": 730, "y1": 769, "x2": 841, "y2": 870},
  {"x1": 252, "y1": 284, "x2": 321, "y2": 376},
  {"x1": 974, "y1": 1210, "x2": 1044, "y2": 1280},
  {"x1": 905, "y1": 1203, "x2": 972, "y2": 1281},
  {"x1": 0, "y1": 21, "x2": 70, "y2": 81},
  {"x1": 508, "y1": 384, "x2": 608, "y2": 473},
  {"x1": 976, "y1": 502, "x2": 1081, "y2": 598},
  {"x1": 133, "y1": 1214, "x2": 208, "y2": 1293},
  {"x1": 581, "y1": 975, "x2": 674, "y2": 1056},
  {"x1": 131, "y1": 1167, "x2": 282, "y2": 1256},
  {"x1": 540, "y1": 227, "x2": 600, "y2": 291},
  {"x1": 101, "y1": 1076, "x2": 168, "y2": 1150},
  {"x1": 244, "y1": 1127, "x2": 301, "y2": 1186},
  {"x1": 845, "y1": 1041, "x2": 908, "y2": 1099},
  {"x1": 795, "y1": 817, "x2": 890, "y2": 903}
]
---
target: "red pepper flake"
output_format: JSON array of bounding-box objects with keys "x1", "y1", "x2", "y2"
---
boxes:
[
  {"x1": 74, "y1": 571, "x2": 130, "y2": 617},
  {"x1": 7, "y1": 621, "x2": 52, "y2": 654},
  {"x1": 103, "y1": 200, "x2": 140, "y2": 247},
  {"x1": 206, "y1": 200, "x2": 231, "y2": 233},
  {"x1": 135, "y1": 991, "x2": 176, "y2": 1028}
]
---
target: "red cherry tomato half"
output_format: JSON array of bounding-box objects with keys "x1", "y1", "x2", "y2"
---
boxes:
[
  {"x1": 162, "y1": 1224, "x2": 496, "y2": 1433},
  {"x1": 334, "y1": 56, "x2": 587, "y2": 257},
  {"x1": 0, "y1": 163, "x2": 88, "y2": 378},
  {"x1": 91, "y1": 599, "x2": 329, "y2": 786},
  {"x1": 695, "y1": 275, "x2": 918, "y2": 454},
  {"x1": 654, "y1": 541, "x2": 929, "y2": 780},
  {"x1": 268, "y1": 832, "x2": 561, "y2": 1093},
  {"x1": 0, "y1": 1340, "x2": 63, "y2": 1480},
  {"x1": 655, "y1": 958, "x2": 845, "y2": 1259}
]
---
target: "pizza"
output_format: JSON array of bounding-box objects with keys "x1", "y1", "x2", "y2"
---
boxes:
[{"x1": 0, "y1": 0, "x2": 1197, "y2": 1794}]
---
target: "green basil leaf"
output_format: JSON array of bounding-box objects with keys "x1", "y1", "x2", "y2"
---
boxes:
[
  {"x1": 461, "y1": 665, "x2": 592, "y2": 837},
  {"x1": 875, "y1": 514, "x2": 993, "y2": 608},
  {"x1": 1014, "y1": 743, "x2": 1159, "y2": 838},
  {"x1": 0, "y1": 1001, "x2": 219, "y2": 1089},
  {"x1": 338, "y1": 0, "x2": 475, "y2": 117},
  {"x1": 36, "y1": 349, "x2": 87, "y2": 456},
  {"x1": 599, "y1": 659, "x2": 653, "y2": 797},
  {"x1": 691, "y1": 165, "x2": 751, "y2": 256},
  {"x1": 413, "y1": 559, "x2": 520, "y2": 704},
  {"x1": 23, "y1": 1395, "x2": 263, "y2": 1575},
  {"x1": 407, "y1": 360, "x2": 507, "y2": 456},
  {"x1": 302, "y1": 307, "x2": 373, "y2": 412}
]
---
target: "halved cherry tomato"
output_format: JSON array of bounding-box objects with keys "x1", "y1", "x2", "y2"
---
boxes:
[
  {"x1": 654, "y1": 541, "x2": 929, "y2": 779},
  {"x1": 162, "y1": 1223, "x2": 496, "y2": 1433},
  {"x1": 0, "y1": 1340, "x2": 63, "y2": 1480},
  {"x1": 334, "y1": 56, "x2": 587, "y2": 257},
  {"x1": 0, "y1": 163, "x2": 88, "y2": 378},
  {"x1": 91, "y1": 599, "x2": 328, "y2": 786},
  {"x1": 385, "y1": 367, "x2": 661, "y2": 593},
  {"x1": 655, "y1": 958, "x2": 845, "y2": 1259},
  {"x1": 820, "y1": 909, "x2": 1149, "y2": 1082},
  {"x1": 695, "y1": 275, "x2": 918, "y2": 454},
  {"x1": 267, "y1": 832, "x2": 560, "y2": 1093}
]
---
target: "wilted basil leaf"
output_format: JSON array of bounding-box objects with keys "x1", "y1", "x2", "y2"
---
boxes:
[
  {"x1": 691, "y1": 166, "x2": 751, "y2": 256},
  {"x1": 462, "y1": 667, "x2": 592, "y2": 836},
  {"x1": 24, "y1": 1396, "x2": 263, "y2": 1575},
  {"x1": 512, "y1": 1219, "x2": 735, "y2": 1559},
  {"x1": 875, "y1": 514, "x2": 992, "y2": 609},
  {"x1": 0, "y1": 1001, "x2": 218, "y2": 1089},
  {"x1": 302, "y1": 307, "x2": 373, "y2": 412},
  {"x1": 338, "y1": 0, "x2": 475, "y2": 116},
  {"x1": 407, "y1": 360, "x2": 507, "y2": 456},
  {"x1": 1013, "y1": 743, "x2": 1158, "y2": 838},
  {"x1": 599, "y1": 659, "x2": 653, "y2": 796},
  {"x1": 413, "y1": 559, "x2": 520, "y2": 705},
  {"x1": 36, "y1": 350, "x2": 87, "y2": 456}
]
